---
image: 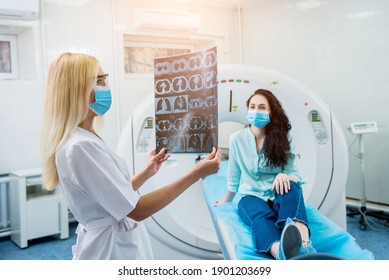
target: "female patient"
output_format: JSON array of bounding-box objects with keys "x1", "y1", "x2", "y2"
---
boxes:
[{"x1": 215, "y1": 89, "x2": 316, "y2": 260}]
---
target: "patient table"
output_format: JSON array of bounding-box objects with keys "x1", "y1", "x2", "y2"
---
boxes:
[{"x1": 203, "y1": 161, "x2": 374, "y2": 260}]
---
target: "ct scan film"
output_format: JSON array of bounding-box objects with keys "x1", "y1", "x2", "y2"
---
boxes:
[{"x1": 154, "y1": 46, "x2": 218, "y2": 154}]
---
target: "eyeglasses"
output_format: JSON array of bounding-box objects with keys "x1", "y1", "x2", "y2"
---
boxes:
[{"x1": 96, "y1": 74, "x2": 109, "y2": 86}]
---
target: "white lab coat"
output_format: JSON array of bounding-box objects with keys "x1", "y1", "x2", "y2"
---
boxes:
[{"x1": 56, "y1": 127, "x2": 154, "y2": 259}]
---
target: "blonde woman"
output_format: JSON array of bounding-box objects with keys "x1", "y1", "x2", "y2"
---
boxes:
[{"x1": 41, "y1": 53, "x2": 220, "y2": 260}]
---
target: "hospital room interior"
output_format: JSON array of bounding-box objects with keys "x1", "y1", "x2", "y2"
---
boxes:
[{"x1": 0, "y1": 0, "x2": 388, "y2": 260}]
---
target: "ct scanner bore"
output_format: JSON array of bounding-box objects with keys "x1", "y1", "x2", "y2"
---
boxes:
[{"x1": 116, "y1": 64, "x2": 348, "y2": 259}]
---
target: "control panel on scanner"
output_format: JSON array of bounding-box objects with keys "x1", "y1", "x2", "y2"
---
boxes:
[{"x1": 348, "y1": 121, "x2": 378, "y2": 135}]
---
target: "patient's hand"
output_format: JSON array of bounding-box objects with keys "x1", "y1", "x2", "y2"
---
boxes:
[
  {"x1": 272, "y1": 173, "x2": 293, "y2": 195},
  {"x1": 214, "y1": 197, "x2": 228, "y2": 207},
  {"x1": 214, "y1": 191, "x2": 236, "y2": 207}
]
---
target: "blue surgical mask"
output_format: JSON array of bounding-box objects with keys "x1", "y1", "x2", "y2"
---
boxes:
[
  {"x1": 246, "y1": 110, "x2": 270, "y2": 128},
  {"x1": 90, "y1": 86, "x2": 112, "y2": 116}
]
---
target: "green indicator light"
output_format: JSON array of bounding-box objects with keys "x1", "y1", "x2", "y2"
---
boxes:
[
  {"x1": 146, "y1": 119, "x2": 154, "y2": 128},
  {"x1": 236, "y1": 79, "x2": 242, "y2": 82},
  {"x1": 311, "y1": 112, "x2": 320, "y2": 122}
]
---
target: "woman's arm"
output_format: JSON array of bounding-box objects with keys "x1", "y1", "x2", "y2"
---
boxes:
[
  {"x1": 131, "y1": 148, "x2": 169, "y2": 191},
  {"x1": 214, "y1": 190, "x2": 236, "y2": 206},
  {"x1": 127, "y1": 148, "x2": 221, "y2": 221},
  {"x1": 272, "y1": 143, "x2": 301, "y2": 195},
  {"x1": 214, "y1": 133, "x2": 241, "y2": 206}
]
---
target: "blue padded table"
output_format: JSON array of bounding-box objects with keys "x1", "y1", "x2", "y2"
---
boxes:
[{"x1": 203, "y1": 161, "x2": 374, "y2": 260}]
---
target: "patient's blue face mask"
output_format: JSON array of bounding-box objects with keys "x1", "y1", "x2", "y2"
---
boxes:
[
  {"x1": 246, "y1": 110, "x2": 270, "y2": 128},
  {"x1": 90, "y1": 86, "x2": 112, "y2": 116}
]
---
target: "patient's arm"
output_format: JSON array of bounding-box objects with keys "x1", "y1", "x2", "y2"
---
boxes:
[{"x1": 214, "y1": 190, "x2": 236, "y2": 206}]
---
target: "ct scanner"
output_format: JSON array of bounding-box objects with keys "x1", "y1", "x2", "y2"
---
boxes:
[{"x1": 116, "y1": 64, "x2": 349, "y2": 260}]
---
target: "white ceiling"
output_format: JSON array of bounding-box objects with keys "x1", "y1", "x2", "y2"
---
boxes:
[
  {"x1": 43, "y1": 0, "x2": 267, "y2": 9},
  {"x1": 172, "y1": 0, "x2": 267, "y2": 8}
]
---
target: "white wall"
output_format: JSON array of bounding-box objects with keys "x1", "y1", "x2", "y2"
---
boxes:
[
  {"x1": 114, "y1": 0, "x2": 240, "y2": 136},
  {"x1": 0, "y1": 0, "x2": 239, "y2": 174},
  {"x1": 41, "y1": 0, "x2": 118, "y2": 150},
  {"x1": 240, "y1": 0, "x2": 389, "y2": 205},
  {"x1": 0, "y1": 19, "x2": 44, "y2": 174}
]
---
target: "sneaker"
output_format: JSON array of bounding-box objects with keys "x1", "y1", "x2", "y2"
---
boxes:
[
  {"x1": 278, "y1": 218, "x2": 302, "y2": 260},
  {"x1": 299, "y1": 240, "x2": 317, "y2": 255}
]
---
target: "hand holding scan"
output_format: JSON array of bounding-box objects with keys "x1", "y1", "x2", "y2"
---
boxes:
[
  {"x1": 144, "y1": 148, "x2": 170, "y2": 178},
  {"x1": 193, "y1": 147, "x2": 221, "y2": 179}
]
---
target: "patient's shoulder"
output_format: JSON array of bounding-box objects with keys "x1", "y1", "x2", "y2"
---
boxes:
[{"x1": 230, "y1": 127, "x2": 250, "y2": 141}]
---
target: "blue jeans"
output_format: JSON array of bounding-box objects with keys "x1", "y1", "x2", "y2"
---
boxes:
[{"x1": 237, "y1": 181, "x2": 309, "y2": 254}]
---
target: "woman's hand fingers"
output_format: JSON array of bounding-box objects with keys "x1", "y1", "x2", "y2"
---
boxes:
[
  {"x1": 207, "y1": 147, "x2": 217, "y2": 159},
  {"x1": 158, "y1": 154, "x2": 170, "y2": 164},
  {"x1": 149, "y1": 148, "x2": 157, "y2": 156},
  {"x1": 214, "y1": 198, "x2": 225, "y2": 207},
  {"x1": 284, "y1": 180, "x2": 290, "y2": 192},
  {"x1": 155, "y1": 148, "x2": 166, "y2": 158},
  {"x1": 272, "y1": 181, "x2": 280, "y2": 194},
  {"x1": 272, "y1": 174, "x2": 290, "y2": 195},
  {"x1": 194, "y1": 148, "x2": 221, "y2": 178}
]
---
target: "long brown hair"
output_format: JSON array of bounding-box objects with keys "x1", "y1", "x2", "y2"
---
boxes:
[{"x1": 247, "y1": 89, "x2": 291, "y2": 167}]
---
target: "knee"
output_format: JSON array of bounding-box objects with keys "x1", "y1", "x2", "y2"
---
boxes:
[
  {"x1": 289, "y1": 180, "x2": 299, "y2": 189},
  {"x1": 281, "y1": 180, "x2": 302, "y2": 197}
]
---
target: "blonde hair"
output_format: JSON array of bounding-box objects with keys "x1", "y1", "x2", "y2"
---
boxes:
[{"x1": 41, "y1": 53, "x2": 100, "y2": 190}]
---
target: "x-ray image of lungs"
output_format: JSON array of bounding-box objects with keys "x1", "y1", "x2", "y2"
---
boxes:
[
  {"x1": 171, "y1": 135, "x2": 186, "y2": 152},
  {"x1": 172, "y1": 76, "x2": 188, "y2": 93},
  {"x1": 156, "y1": 97, "x2": 172, "y2": 114},
  {"x1": 154, "y1": 61, "x2": 171, "y2": 75},
  {"x1": 189, "y1": 116, "x2": 204, "y2": 130},
  {"x1": 204, "y1": 71, "x2": 217, "y2": 89},
  {"x1": 157, "y1": 137, "x2": 172, "y2": 152},
  {"x1": 204, "y1": 50, "x2": 217, "y2": 67},
  {"x1": 187, "y1": 134, "x2": 203, "y2": 152},
  {"x1": 204, "y1": 95, "x2": 217, "y2": 108},
  {"x1": 173, "y1": 96, "x2": 188, "y2": 113},
  {"x1": 189, "y1": 55, "x2": 202, "y2": 71},
  {"x1": 154, "y1": 46, "x2": 218, "y2": 153},
  {"x1": 172, "y1": 58, "x2": 188, "y2": 73},
  {"x1": 155, "y1": 79, "x2": 172, "y2": 95},
  {"x1": 188, "y1": 74, "x2": 204, "y2": 91},
  {"x1": 174, "y1": 118, "x2": 187, "y2": 131},
  {"x1": 205, "y1": 114, "x2": 218, "y2": 129},
  {"x1": 189, "y1": 98, "x2": 204, "y2": 110},
  {"x1": 204, "y1": 133, "x2": 217, "y2": 152},
  {"x1": 156, "y1": 119, "x2": 173, "y2": 132}
]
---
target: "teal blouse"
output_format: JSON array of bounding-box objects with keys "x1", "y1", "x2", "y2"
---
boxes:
[{"x1": 227, "y1": 127, "x2": 302, "y2": 201}]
